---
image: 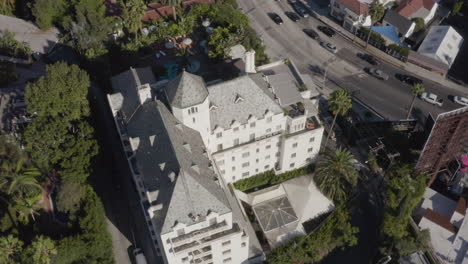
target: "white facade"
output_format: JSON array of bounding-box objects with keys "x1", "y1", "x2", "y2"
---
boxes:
[
  {"x1": 330, "y1": 0, "x2": 372, "y2": 32},
  {"x1": 418, "y1": 26, "x2": 464, "y2": 68},
  {"x1": 160, "y1": 211, "x2": 249, "y2": 264}
]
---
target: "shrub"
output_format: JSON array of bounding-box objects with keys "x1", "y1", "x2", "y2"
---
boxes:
[
  {"x1": 233, "y1": 166, "x2": 314, "y2": 192},
  {"x1": 412, "y1": 17, "x2": 425, "y2": 33},
  {"x1": 388, "y1": 44, "x2": 409, "y2": 57},
  {"x1": 0, "y1": 31, "x2": 32, "y2": 60}
]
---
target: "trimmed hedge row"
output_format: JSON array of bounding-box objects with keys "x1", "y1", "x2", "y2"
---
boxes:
[{"x1": 233, "y1": 165, "x2": 314, "y2": 192}]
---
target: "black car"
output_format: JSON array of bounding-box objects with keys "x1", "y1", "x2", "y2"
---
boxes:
[
  {"x1": 357, "y1": 53, "x2": 379, "y2": 65},
  {"x1": 285, "y1": 11, "x2": 301, "y2": 22},
  {"x1": 395, "y1": 73, "x2": 423, "y2": 85},
  {"x1": 291, "y1": 2, "x2": 309, "y2": 18},
  {"x1": 269, "y1": 13, "x2": 283, "y2": 25},
  {"x1": 303, "y1": 28, "x2": 319, "y2": 40},
  {"x1": 317, "y1": 26, "x2": 336, "y2": 37}
]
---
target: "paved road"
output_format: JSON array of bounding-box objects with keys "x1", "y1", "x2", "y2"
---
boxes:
[{"x1": 238, "y1": 0, "x2": 465, "y2": 120}]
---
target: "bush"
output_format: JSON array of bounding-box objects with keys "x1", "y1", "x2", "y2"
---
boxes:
[
  {"x1": 233, "y1": 166, "x2": 314, "y2": 192},
  {"x1": 412, "y1": 17, "x2": 425, "y2": 33},
  {"x1": 388, "y1": 44, "x2": 409, "y2": 57},
  {"x1": 0, "y1": 31, "x2": 32, "y2": 60}
]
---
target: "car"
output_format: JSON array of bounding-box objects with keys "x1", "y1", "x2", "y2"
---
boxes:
[
  {"x1": 365, "y1": 67, "x2": 389, "y2": 80},
  {"x1": 288, "y1": 0, "x2": 297, "y2": 3},
  {"x1": 454, "y1": 95, "x2": 468, "y2": 106},
  {"x1": 269, "y1": 13, "x2": 283, "y2": 24},
  {"x1": 303, "y1": 28, "x2": 319, "y2": 39},
  {"x1": 317, "y1": 26, "x2": 336, "y2": 37},
  {"x1": 395, "y1": 73, "x2": 423, "y2": 85},
  {"x1": 320, "y1": 41, "x2": 338, "y2": 53},
  {"x1": 285, "y1": 11, "x2": 301, "y2": 22},
  {"x1": 420, "y1": 92, "x2": 443, "y2": 107},
  {"x1": 357, "y1": 53, "x2": 379, "y2": 65},
  {"x1": 291, "y1": 2, "x2": 309, "y2": 18}
]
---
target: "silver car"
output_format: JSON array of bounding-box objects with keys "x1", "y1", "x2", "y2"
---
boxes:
[
  {"x1": 320, "y1": 41, "x2": 337, "y2": 54},
  {"x1": 454, "y1": 96, "x2": 468, "y2": 106},
  {"x1": 365, "y1": 67, "x2": 389, "y2": 81}
]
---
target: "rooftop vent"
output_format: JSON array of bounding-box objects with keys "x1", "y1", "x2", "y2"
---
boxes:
[
  {"x1": 137, "y1": 83, "x2": 152, "y2": 105},
  {"x1": 209, "y1": 102, "x2": 218, "y2": 110},
  {"x1": 175, "y1": 122, "x2": 183, "y2": 131},
  {"x1": 234, "y1": 94, "x2": 244, "y2": 104},
  {"x1": 191, "y1": 163, "x2": 200, "y2": 173},
  {"x1": 149, "y1": 135, "x2": 156, "y2": 146},
  {"x1": 183, "y1": 142, "x2": 191, "y2": 153},
  {"x1": 130, "y1": 137, "x2": 140, "y2": 151},
  {"x1": 168, "y1": 171, "x2": 176, "y2": 182},
  {"x1": 159, "y1": 162, "x2": 166, "y2": 171}
]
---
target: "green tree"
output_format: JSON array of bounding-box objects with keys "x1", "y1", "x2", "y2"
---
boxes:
[
  {"x1": 323, "y1": 88, "x2": 352, "y2": 150},
  {"x1": 56, "y1": 180, "x2": 83, "y2": 215},
  {"x1": 52, "y1": 236, "x2": 88, "y2": 264},
  {"x1": 366, "y1": 0, "x2": 385, "y2": 48},
  {"x1": 0, "y1": 167, "x2": 42, "y2": 196},
  {"x1": 23, "y1": 63, "x2": 98, "y2": 183},
  {"x1": 0, "y1": 0, "x2": 16, "y2": 16},
  {"x1": 23, "y1": 235, "x2": 57, "y2": 264},
  {"x1": 164, "y1": 0, "x2": 182, "y2": 21},
  {"x1": 451, "y1": 1, "x2": 464, "y2": 16},
  {"x1": 31, "y1": 0, "x2": 68, "y2": 30},
  {"x1": 314, "y1": 148, "x2": 358, "y2": 202},
  {"x1": 406, "y1": 83, "x2": 425, "y2": 119},
  {"x1": 121, "y1": 0, "x2": 146, "y2": 42},
  {"x1": 208, "y1": 26, "x2": 238, "y2": 59},
  {"x1": 381, "y1": 164, "x2": 426, "y2": 240},
  {"x1": 12, "y1": 193, "x2": 42, "y2": 224},
  {"x1": 412, "y1": 17, "x2": 425, "y2": 33},
  {"x1": 0, "y1": 235, "x2": 23, "y2": 264},
  {"x1": 64, "y1": 0, "x2": 114, "y2": 59}
]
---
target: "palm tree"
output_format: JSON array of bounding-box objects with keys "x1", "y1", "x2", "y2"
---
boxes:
[
  {"x1": 165, "y1": 0, "x2": 182, "y2": 21},
  {"x1": 366, "y1": 1, "x2": 385, "y2": 48},
  {"x1": 121, "y1": 0, "x2": 147, "y2": 42},
  {"x1": 406, "y1": 83, "x2": 425, "y2": 119},
  {"x1": 314, "y1": 148, "x2": 358, "y2": 202},
  {"x1": 24, "y1": 235, "x2": 57, "y2": 264},
  {"x1": 323, "y1": 89, "x2": 352, "y2": 150},
  {"x1": 13, "y1": 194, "x2": 42, "y2": 223},
  {"x1": 0, "y1": 135, "x2": 23, "y2": 173},
  {"x1": 0, "y1": 235, "x2": 24, "y2": 264},
  {"x1": 0, "y1": 165, "x2": 42, "y2": 196}
]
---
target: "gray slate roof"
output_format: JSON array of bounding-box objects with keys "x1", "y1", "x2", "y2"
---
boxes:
[
  {"x1": 165, "y1": 71, "x2": 209, "y2": 109},
  {"x1": 125, "y1": 99, "x2": 230, "y2": 235},
  {"x1": 110, "y1": 67, "x2": 156, "y2": 120},
  {"x1": 383, "y1": 10, "x2": 414, "y2": 36},
  {"x1": 208, "y1": 74, "x2": 283, "y2": 129}
]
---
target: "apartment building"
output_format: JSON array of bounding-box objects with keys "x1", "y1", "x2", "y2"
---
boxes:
[
  {"x1": 108, "y1": 68, "x2": 250, "y2": 264},
  {"x1": 163, "y1": 61, "x2": 323, "y2": 184}
]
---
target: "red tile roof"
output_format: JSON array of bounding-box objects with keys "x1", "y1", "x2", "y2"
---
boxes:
[
  {"x1": 395, "y1": 0, "x2": 436, "y2": 17},
  {"x1": 455, "y1": 198, "x2": 467, "y2": 216},
  {"x1": 423, "y1": 208, "x2": 458, "y2": 234},
  {"x1": 337, "y1": 0, "x2": 369, "y2": 16}
]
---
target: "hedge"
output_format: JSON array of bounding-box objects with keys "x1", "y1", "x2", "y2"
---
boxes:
[
  {"x1": 387, "y1": 44, "x2": 409, "y2": 57},
  {"x1": 233, "y1": 165, "x2": 314, "y2": 192}
]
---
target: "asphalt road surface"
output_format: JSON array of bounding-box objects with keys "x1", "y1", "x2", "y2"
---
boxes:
[{"x1": 239, "y1": 0, "x2": 465, "y2": 120}]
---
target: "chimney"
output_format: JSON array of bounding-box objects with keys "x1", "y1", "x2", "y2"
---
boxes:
[
  {"x1": 137, "y1": 83, "x2": 152, "y2": 105},
  {"x1": 245, "y1": 50, "x2": 256, "y2": 73}
]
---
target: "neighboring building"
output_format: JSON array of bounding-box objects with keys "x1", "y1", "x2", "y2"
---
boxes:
[
  {"x1": 417, "y1": 26, "x2": 464, "y2": 68},
  {"x1": 108, "y1": 67, "x2": 253, "y2": 264},
  {"x1": 0, "y1": 15, "x2": 59, "y2": 55},
  {"x1": 330, "y1": 0, "x2": 371, "y2": 32},
  {"x1": 382, "y1": 9, "x2": 416, "y2": 39},
  {"x1": 235, "y1": 175, "x2": 334, "y2": 248},
  {"x1": 394, "y1": 0, "x2": 438, "y2": 24},
  {"x1": 415, "y1": 188, "x2": 468, "y2": 264}
]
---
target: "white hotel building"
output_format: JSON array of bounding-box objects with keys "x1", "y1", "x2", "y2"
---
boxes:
[{"x1": 107, "y1": 58, "x2": 324, "y2": 264}]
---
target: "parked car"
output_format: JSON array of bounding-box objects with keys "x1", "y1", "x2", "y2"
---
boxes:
[
  {"x1": 317, "y1": 26, "x2": 336, "y2": 37},
  {"x1": 303, "y1": 28, "x2": 319, "y2": 39},
  {"x1": 395, "y1": 73, "x2": 423, "y2": 85},
  {"x1": 291, "y1": 2, "x2": 309, "y2": 18},
  {"x1": 420, "y1": 92, "x2": 443, "y2": 107},
  {"x1": 357, "y1": 53, "x2": 379, "y2": 65},
  {"x1": 454, "y1": 95, "x2": 468, "y2": 106},
  {"x1": 320, "y1": 41, "x2": 337, "y2": 53},
  {"x1": 269, "y1": 13, "x2": 283, "y2": 25},
  {"x1": 285, "y1": 11, "x2": 301, "y2": 22},
  {"x1": 365, "y1": 67, "x2": 389, "y2": 80}
]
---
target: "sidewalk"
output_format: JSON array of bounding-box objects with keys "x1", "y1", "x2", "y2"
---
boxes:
[{"x1": 307, "y1": 4, "x2": 468, "y2": 95}]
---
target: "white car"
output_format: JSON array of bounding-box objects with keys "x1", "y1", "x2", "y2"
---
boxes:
[
  {"x1": 420, "y1": 92, "x2": 443, "y2": 107},
  {"x1": 454, "y1": 96, "x2": 468, "y2": 106},
  {"x1": 320, "y1": 41, "x2": 338, "y2": 54}
]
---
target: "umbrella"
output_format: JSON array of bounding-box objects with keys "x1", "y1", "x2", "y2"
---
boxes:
[
  {"x1": 206, "y1": 27, "x2": 214, "y2": 34},
  {"x1": 182, "y1": 38, "x2": 193, "y2": 45},
  {"x1": 202, "y1": 19, "x2": 211, "y2": 27}
]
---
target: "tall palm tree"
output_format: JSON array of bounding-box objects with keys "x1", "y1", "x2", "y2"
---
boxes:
[
  {"x1": 0, "y1": 235, "x2": 24, "y2": 264},
  {"x1": 13, "y1": 194, "x2": 42, "y2": 223},
  {"x1": 314, "y1": 148, "x2": 358, "y2": 202},
  {"x1": 0, "y1": 165, "x2": 42, "y2": 196},
  {"x1": 406, "y1": 83, "x2": 425, "y2": 119},
  {"x1": 165, "y1": 0, "x2": 182, "y2": 21},
  {"x1": 121, "y1": 0, "x2": 147, "y2": 42},
  {"x1": 323, "y1": 89, "x2": 352, "y2": 150},
  {"x1": 366, "y1": 1, "x2": 385, "y2": 48}
]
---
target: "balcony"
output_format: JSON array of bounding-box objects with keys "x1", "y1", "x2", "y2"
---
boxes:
[{"x1": 284, "y1": 102, "x2": 305, "y2": 118}]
